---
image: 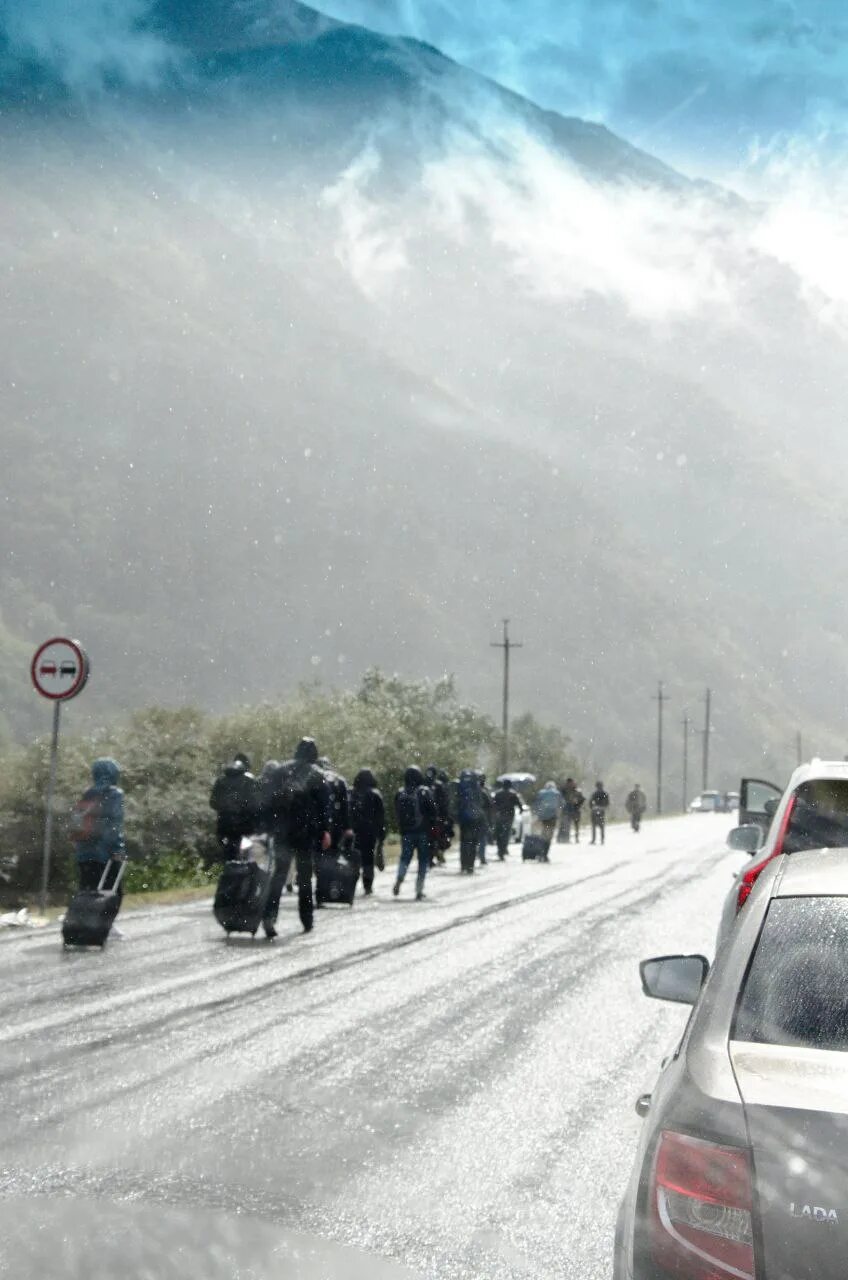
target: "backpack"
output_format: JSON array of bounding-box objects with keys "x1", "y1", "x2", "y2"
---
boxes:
[
  {"x1": 457, "y1": 771, "x2": 483, "y2": 824},
  {"x1": 69, "y1": 793, "x2": 104, "y2": 844},
  {"x1": 536, "y1": 788, "x2": 560, "y2": 821},
  {"x1": 396, "y1": 787, "x2": 424, "y2": 832},
  {"x1": 265, "y1": 763, "x2": 312, "y2": 830}
]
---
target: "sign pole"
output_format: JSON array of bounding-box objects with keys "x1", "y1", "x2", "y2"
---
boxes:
[{"x1": 40, "y1": 700, "x2": 62, "y2": 917}]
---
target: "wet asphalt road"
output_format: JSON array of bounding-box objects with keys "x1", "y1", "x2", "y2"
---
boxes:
[{"x1": 0, "y1": 816, "x2": 742, "y2": 1279}]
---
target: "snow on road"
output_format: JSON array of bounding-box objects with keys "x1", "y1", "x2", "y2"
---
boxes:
[{"x1": 0, "y1": 816, "x2": 742, "y2": 1279}]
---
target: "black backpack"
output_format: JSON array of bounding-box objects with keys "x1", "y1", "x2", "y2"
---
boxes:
[
  {"x1": 264, "y1": 762, "x2": 313, "y2": 834},
  {"x1": 396, "y1": 787, "x2": 424, "y2": 832}
]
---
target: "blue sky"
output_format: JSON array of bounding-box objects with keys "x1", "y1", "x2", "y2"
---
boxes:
[{"x1": 319, "y1": 0, "x2": 848, "y2": 181}]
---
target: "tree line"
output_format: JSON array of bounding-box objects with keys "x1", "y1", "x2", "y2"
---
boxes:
[{"x1": 0, "y1": 671, "x2": 578, "y2": 903}]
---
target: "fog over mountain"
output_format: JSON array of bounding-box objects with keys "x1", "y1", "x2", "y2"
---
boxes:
[{"x1": 3, "y1": 0, "x2": 848, "y2": 786}]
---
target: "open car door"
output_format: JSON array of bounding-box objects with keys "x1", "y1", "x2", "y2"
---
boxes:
[{"x1": 739, "y1": 777, "x2": 783, "y2": 835}]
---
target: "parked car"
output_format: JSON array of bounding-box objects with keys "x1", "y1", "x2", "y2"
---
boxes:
[
  {"x1": 615, "y1": 844, "x2": 848, "y2": 1280},
  {"x1": 717, "y1": 762, "x2": 848, "y2": 948},
  {"x1": 689, "y1": 789, "x2": 738, "y2": 813}
]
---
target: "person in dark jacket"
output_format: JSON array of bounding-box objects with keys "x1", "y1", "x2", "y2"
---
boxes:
[
  {"x1": 71, "y1": 757, "x2": 126, "y2": 900},
  {"x1": 492, "y1": 779, "x2": 523, "y2": 860},
  {"x1": 393, "y1": 766, "x2": 437, "y2": 900},
  {"x1": 425, "y1": 765, "x2": 452, "y2": 865},
  {"x1": 560, "y1": 778, "x2": 585, "y2": 844},
  {"x1": 351, "y1": 769, "x2": 387, "y2": 896},
  {"x1": 478, "y1": 772, "x2": 493, "y2": 866},
  {"x1": 318, "y1": 757, "x2": 351, "y2": 851},
  {"x1": 456, "y1": 768, "x2": 484, "y2": 873},
  {"x1": 589, "y1": 781, "x2": 611, "y2": 845},
  {"x1": 209, "y1": 753, "x2": 258, "y2": 861},
  {"x1": 261, "y1": 738, "x2": 332, "y2": 936}
]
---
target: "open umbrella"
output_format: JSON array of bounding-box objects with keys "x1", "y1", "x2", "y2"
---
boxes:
[{"x1": 496, "y1": 772, "x2": 537, "y2": 788}]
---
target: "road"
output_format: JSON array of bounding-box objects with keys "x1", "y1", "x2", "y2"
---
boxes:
[{"x1": 0, "y1": 816, "x2": 743, "y2": 1279}]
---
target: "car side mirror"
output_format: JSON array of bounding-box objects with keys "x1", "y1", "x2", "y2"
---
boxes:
[
  {"x1": 727, "y1": 824, "x2": 763, "y2": 854},
  {"x1": 640, "y1": 955, "x2": 709, "y2": 1005}
]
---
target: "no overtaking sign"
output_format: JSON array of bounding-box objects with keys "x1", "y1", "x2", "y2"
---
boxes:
[{"x1": 31, "y1": 637, "x2": 89, "y2": 701}]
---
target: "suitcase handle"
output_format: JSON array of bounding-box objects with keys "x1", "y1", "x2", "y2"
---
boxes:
[{"x1": 98, "y1": 858, "x2": 127, "y2": 892}]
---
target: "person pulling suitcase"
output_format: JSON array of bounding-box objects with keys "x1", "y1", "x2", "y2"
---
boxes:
[{"x1": 65, "y1": 757, "x2": 127, "y2": 946}]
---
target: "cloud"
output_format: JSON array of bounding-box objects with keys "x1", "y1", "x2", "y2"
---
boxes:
[
  {"x1": 319, "y1": 0, "x2": 848, "y2": 180},
  {"x1": 0, "y1": 0, "x2": 176, "y2": 91}
]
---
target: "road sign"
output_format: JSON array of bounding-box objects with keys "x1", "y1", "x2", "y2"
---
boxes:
[{"x1": 30, "y1": 637, "x2": 89, "y2": 702}]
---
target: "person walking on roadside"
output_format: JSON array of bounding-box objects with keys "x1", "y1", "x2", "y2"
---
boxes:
[
  {"x1": 560, "y1": 778, "x2": 585, "y2": 844},
  {"x1": 456, "y1": 768, "x2": 484, "y2": 874},
  {"x1": 393, "y1": 766, "x2": 437, "y2": 900},
  {"x1": 534, "y1": 780, "x2": 563, "y2": 858},
  {"x1": 209, "y1": 753, "x2": 258, "y2": 862},
  {"x1": 351, "y1": 769, "x2": 387, "y2": 896},
  {"x1": 589, "y1": 781, "x2": 611, "y2": 845},
  {"x1": 318, "y1": 757, "x2": 351, "y2": 852},
  {"x1": 70, "y1": 758, "x2": 127, "y2": 920},
  {"x1": 477, "y1": 772, "x2": 493, "y2": 866},
  {"x1": 625, "y1": 783, "x2": 647, "y2": 833},
  {"x1": 425, "y1": 765, "x2": 452, "y2": 865},
  {"x1": 493, "y1": 778, "x2": 523, "y2": 861},
  {"x1": 261, "y1": 738, "x2": 332, "y2": 937}
]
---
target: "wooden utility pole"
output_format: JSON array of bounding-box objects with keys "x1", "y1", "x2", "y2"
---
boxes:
[
  {"x1": 491, "y1": 619, "x2": 523, "y2": 775},
  {"x1": 682, "y1": 710, "x2": 691, "y2": 814},
  {"x1": 702, "y1": 688, "x2": 712, "y2": 791},
  {"x1": 652, "y1": 681, "x2": 670, "y2": 815}
]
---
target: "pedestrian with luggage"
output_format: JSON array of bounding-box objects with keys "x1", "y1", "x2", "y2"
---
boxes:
[
  {"x1": 589, "y1": 781, "x2": 611, "y2": 845},
  {"x1": 393, "y1": 766, "x2": 437, "y2": 900},
  {"x1": 534, "y1": 781, "x2": 563, "y2": 857},
  {"x1": 65, "y1": 758, "x2": 127, "y2": 945},
  {"x1": 456, "y1": 768, "x2": 484, "y2": 874},
  {"x1": 318, "y1": 757, "x2": 351, "y2": 851},
  {"x1": 351, "y1": 769, "x2": 387, "y2": 896},
  {"x1": 625, "y1": 784, "x2": 647, "y2": 832},
  {"x1": 493, "y1": 778, "x2": 523, "y2": 860},
  {"x1": 209, "y1": 753, "x2": 258, "y2": 861},
  {"x1": 261, "y1": 738, "x2": 332, "y2": 936}
]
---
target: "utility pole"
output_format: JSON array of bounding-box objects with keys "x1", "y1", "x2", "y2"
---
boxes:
[
  {"x1": 491, "y1": 619, "x2": 523, "y2": 775},
  {"x1": 796, "y1": 731, "x2": 803, "y2": 767},
  {"x1": 702, "y1": 688, "x2": 712, "y2": 791},
  {"x1": 682, "y1": 710, "x2": 691, "y2": 814},
  {"x1": 652, "y1": 681, "x2": 670, "y2": 815}
]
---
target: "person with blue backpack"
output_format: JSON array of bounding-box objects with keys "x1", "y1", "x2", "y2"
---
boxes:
[
  {"x1": 457, "y1": 768, "x2": 485, "y2": 874},
  {"x1": 393, "y1": 766, "x2": 437, "y2": 900},
  {"x1": 70, "y1": 758, "x2": 126, "y2": 896}
]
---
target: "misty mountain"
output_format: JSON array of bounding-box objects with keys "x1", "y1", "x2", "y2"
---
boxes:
[{"x1": 2, "y1": 0, "x2": 847, "y2": 787}]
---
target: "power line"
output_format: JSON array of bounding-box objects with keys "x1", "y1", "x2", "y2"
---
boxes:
[{"x1": 491, "y1": 619, "x2": 523, "y2": 775}]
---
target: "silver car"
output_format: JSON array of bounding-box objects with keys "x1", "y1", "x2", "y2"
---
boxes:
[{"x1": 615, "y1": 845, "x2": 848, "y2": 1279}]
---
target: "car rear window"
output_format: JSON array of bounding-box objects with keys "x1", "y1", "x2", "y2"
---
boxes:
[
  {"x1": 782, "y1": 780, "x2": 848, "y2": 853},
  {"x1": 734, "y1": 897, "x2": 848, "y2": 1051}
]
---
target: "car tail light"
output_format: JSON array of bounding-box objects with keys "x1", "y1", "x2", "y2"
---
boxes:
[
  {"x1": 736, "y1": 794, "x2": 796, "y2": 913},
  {"x1": 651, "y1": 1130, "x2": 755, "y2": 1279}
]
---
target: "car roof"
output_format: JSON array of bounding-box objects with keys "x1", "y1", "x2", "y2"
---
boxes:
[
  {"x1": 786, "y1": 759, "x2": 848, "y2": 786},
  {"x1": 775, "y1": 846, "x2": 848, "y2": 897}
]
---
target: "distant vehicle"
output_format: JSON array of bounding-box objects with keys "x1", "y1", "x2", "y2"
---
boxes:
[
  {"x1": 615, "y1": 845, "x2": 848, "y2": 1280},
  {"x1": 717, "y1": 762, "x2": 848, "y2": 948},
  {"x1": 689, "y1": 789, "x2": 739, "y2": 813}
]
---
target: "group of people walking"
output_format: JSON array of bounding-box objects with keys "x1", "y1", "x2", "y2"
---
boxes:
[{"x1": 65, "y1": 747, "x2": 650, "y2": 946}]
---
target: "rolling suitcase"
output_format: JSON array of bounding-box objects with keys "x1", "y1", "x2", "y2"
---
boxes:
[
  {"x1": 522, "y1": 835, "x2": 548, "y2": 862},
  {"x1": 62, "y1": 859, "x2": 127, "y2": 948},
  {"x1": 214, "y1": 839, "x2": 272, "y2": 936},
  {"x1": 315, "y1": 852, "x2": 358, "y2": 906}
]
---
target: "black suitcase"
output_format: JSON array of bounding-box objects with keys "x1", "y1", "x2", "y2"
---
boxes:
[
  {"x1": 522, "y1": 835, "x2": 549, "y2": 862},
  {"x1": 315, "y1": 852, "x2": 358, "y2": 906},
  {"x1": 214, "y1": 847, "x2": 271, "y2": 936},
  {"x1": 62, "y1": 860, "x2": 127, "y2": 948}
]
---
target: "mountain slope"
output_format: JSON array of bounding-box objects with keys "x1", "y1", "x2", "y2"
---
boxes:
[{"x1": 1, "y1": 0, "x2": 846, "y2": 787}]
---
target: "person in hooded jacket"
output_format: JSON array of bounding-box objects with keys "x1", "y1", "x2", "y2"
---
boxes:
[
  {"x1": 71, "y1": 758, "x2": 126, "y2": 897},
  {"x1": 534, "y1": 780, "x2": 563, "y2": 856},
  {"x1": 318, "y1": 757, "x2": 351, "y2": 852},
  {"x1": 351, "y1": 769, "x2": 387, "y2": 896},
  {"x1": 589, "y1": 781, "x2": 611, "y2": 845},
  {"x1": 261, "y1": 738, "x2": 332, "y2": 936},
  {"x1": 393, "y1": 766, "x2": 437, "y2": 900},
  {"x1": 424, "y1": 765, "x2": 451, "y2": 865},
  {"x1": 493, "y1": 778, "x2": 523, "y2": 860},
  {"x1": 209, "y1": 752, "x2": 258, "y2": 861},
  {"x1": 477, "y1": 772, "x2": 494, "y2": 866}
]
